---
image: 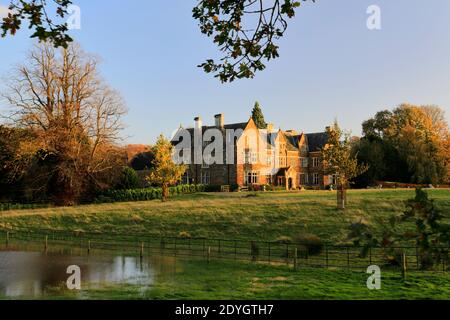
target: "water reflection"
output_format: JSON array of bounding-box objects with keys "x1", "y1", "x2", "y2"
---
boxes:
[{"x1": 0, "y1": 249, "x2": 173, "y2": 298}]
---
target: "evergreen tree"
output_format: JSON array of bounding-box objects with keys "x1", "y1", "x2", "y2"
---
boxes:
[{"x1": 251, "y1": 102, "x2": 268, "y2": 129}]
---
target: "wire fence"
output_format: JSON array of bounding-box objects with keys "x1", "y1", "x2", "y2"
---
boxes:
[{"x1": 0, "y1": 227, "x2": 448, "y2": 275}]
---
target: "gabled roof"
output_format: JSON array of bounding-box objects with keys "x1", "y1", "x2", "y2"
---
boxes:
[{"x1": 305, "y1": 132, "x2": 329, "y2": 152}]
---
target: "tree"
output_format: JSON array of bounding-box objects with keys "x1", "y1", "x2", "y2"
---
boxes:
[
  {"x1": 356, "y1": 104, "x2": 449, "y2": 186},
  {"x1": 147, "y1": 135, "x2": 186, "y2": 202},
  {"x1": 251, "y1": 101, "x2": 267, "y2": 129},
  {"x1": 348, "y1": 189, "x2": 449, "y2": 270},
  {"x1": 1, "y1": 0, "x2": 315, "y2": 82},
  {"x1": 2, "y1": 43, "x2": 127, "y2": 205},
  {"x1": 322, "y1": 122, "x2": 368, "y2": 210}
]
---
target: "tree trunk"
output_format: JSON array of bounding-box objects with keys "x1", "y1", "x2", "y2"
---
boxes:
[
  {"x1": 162, "y1": 184, "x2": 169, "y2": 202},
  {"x1": 337, "y1": 184, "x2": 345, "y2": 210}
]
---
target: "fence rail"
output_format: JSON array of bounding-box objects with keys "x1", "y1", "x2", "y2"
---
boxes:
[{"x1": 1, "y1": 228, "x2": 448, "y2": 275}]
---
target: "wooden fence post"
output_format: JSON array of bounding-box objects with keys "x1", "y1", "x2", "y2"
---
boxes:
[
  {"x1": 174, "y1": 238, "x2": 177, "y2": 257},
  {"x1": 234, "y1": 240, "x2": 237, "y2": 260},
  {"x1": 6, "y1": 231, "x2": 9, "y2": 247},
  {"x1": 401, "y1": 251, "x2": 407, "y2": 279},
  {"x1": 294, "y1": 247, "x2": 298, "y2": 271},
  {"x1": 207, "y1": 246, "x2": 211, "y2": 264},
  {"x1": 347, "y1": 247, "x2": 350, "y2": 269},
  {"x1": 44, "y1": 235, "x2": 48, "y2": 252},
  {"x1": 88, "y1": 240, "x2": 91, "y2": 255},
  {"x1": 325, "y1": 245, "x2": 329, "y2": 268},
  {"x1": 416, "y1": 247, "x2": 419, "y2": 270},
  {"x1": 140, "y1": 242, "x2": 144, "y2": 259}
]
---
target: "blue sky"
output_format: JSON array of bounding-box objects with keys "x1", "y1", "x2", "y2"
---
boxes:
[{"x1": 1, "y1": 0, "x2": 450, "y2": 144}]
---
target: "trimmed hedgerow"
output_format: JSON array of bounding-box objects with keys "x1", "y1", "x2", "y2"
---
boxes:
[{"x1": 97, "y1": 184, "x2": 207, "y2": 203}]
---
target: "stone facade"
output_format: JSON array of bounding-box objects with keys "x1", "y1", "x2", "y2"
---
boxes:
[{"x1": 172, "y1": 114, "x2": 333, "y2": 190}]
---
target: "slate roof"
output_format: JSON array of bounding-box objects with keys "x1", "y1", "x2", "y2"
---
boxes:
[
  {"x1": 173, "y1": 119, "x2": 328, "y2": 153},
  {"x1": 305, "y1": 132, "x2": 329, "y2": 152}
]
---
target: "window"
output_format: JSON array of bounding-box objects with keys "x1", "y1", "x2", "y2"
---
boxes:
[
  {"x1": 301, "y1": 158, "x2": 309, "y2": 168},
  {"x1": 278, "y1": 157, "x2": 287, "y2": 167},
  {"x1": 201, "y1": 171, "x2": 210, "y2": 185},
  {"x1": 312, "y1": 173, "x2": 320, "y2": 185},
  {"x1": 312, "y1": 157, "x2": 320, "y2": 168},
  {"x1": 245, "y1": 171, "x2": 259, "y2": 185},
  {"x1": 266, "y1": 174, "x2": 273, "y2": 185},
  {"x1": 299, "y1": 173, "x2": 308, "y2": 185},
  {"x1": 329, "y1": 175, "x2": 337, "y2": 185},
  {"x1": 182, "y1": 171, "x2": 190, "y2": 184},
  {"x1": 266, "y1": 155, "x2": 272, "y2": 165},
  {"x1": 244, "y1": 151, "x2": 258, "y2": 164}
]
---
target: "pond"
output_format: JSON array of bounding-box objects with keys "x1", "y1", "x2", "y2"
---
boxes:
[{"x1": 0, "y1": 246, "x2": 177, "y2": 298}]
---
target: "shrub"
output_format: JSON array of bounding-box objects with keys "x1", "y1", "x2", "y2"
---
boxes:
[
  {"x1": 275, "y1": 236, "x2": 292, "y2": 244},
  {"x1": 293, "y1": 233, "x2": 324, "y2": 256},
  {"x1": 115, "y1": 167, "x2": 140, "y2": 190},
  {"x1": 205, "y1": 185, "x2": 221, "y2": 192},
  {"x1": 97, "y1": 184, "x2": 212, "y2": 203},
  {"x1": 230, "y1": 184, "x2": 239, "y2": 192},
  {"x1": 178, "y1": 231, "x2": 192, "y2": 239}
]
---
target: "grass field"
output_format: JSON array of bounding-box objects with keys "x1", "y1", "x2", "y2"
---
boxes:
[
  {"x1": 0, "y1": 189, "x2": 449, "y2": 244},
  {"x1": 0, "y1": 189, "x2": 448, "y2": 300}
]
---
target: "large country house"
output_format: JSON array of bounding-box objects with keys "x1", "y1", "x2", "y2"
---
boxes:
[{"x1": 172, "y1": 114, "x2": 335, "y2": 190}]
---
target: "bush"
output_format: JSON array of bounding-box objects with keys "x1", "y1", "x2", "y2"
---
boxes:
[
  {"x1": 230, "y1": 184, "x2": 240, "y2": 192},
  {"x1": 204, "y1": 185, "x2": 221, "y2": 192},
  {"x1": 97, "y1": 184, "x2": 210, "y2": 203},
  {"x1": 115, "y1": 167, "x2": 140, "y2": 190},
  {"x1": 275, "y1": 236, "x2": 292, "y2": 244},
  {"x1": 178, "y1": 231, "x2": 192, "y2": 239},
  {"x1": 293, "y1": 233, "x2": 324, "y2": 256}
]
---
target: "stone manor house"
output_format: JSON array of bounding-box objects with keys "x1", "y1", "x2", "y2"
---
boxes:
[{"x1": 172, "y1": 114, "x2": 335, "y2": 190}]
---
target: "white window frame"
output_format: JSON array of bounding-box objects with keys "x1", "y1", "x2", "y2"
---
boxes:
[
  {"x1": 201, "y1": 171, "x2": 210, "y2": 185},
  {"x1": 313, "y1": 157, "x2": 320, "y2": 168},
  {"x1": 245, "y1": 171, "x2": 259, "y2": 185},
  {"x1": 313, "y1": 173, "x2": 320, "y2": 185}
]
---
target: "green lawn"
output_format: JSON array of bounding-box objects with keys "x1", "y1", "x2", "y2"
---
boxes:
[{"x1": 1, "y1": 189, "x2": 449, "y2": 244}]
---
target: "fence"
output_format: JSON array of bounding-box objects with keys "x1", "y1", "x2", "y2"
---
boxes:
[{"x1": 1, "y1": 228, "x2": 448, "y2": 276}]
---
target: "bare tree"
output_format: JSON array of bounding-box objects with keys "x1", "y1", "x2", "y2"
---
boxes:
[{"x1": 2, "y1": 43, "x2": 127, "y2": 205}]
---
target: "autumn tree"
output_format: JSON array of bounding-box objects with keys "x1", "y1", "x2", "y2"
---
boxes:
[
  {"x1": 322, "y1": 122, "x2": 368, "y2": 210},
  {"x1": 251, "y1": 102, "x2": 268, "y2": 129},
  {"x1": 1, "y1": 0, "x2": 315, "y2": 82},
  {"x1": 356, "y1": 104, "x2": 449, "y2": 186},
  {"x1": 2, "y1": 43, "x2": 127, "y2": 205},
  {"x1": 147, "y1": 135, "x2": 186, "y2": 202}
]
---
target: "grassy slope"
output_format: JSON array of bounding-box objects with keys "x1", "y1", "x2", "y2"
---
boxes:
[{"x1": 0, "y1": 189, "x2": 449, "y2": 244}]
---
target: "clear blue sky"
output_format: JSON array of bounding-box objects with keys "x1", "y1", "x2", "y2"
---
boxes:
[{"x1": 1, "y1": 0, "x2": 450, "y2": 144}]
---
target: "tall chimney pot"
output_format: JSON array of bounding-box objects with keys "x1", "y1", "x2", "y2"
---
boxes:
[
  {"x1": 214, "y1": 114, "x2": 224, "y2": 128},
  {"x1": 195, "y1": 117, "x2": 203, "y2": 130}
]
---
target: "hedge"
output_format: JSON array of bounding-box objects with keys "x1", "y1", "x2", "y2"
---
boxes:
[{"x1": 97, "y1": 184, "x2": 207, "y2": 203}]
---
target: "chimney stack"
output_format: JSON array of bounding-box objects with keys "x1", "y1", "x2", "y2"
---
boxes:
[
  {"x1": 214, "y1": 114, "x2": 224, "y2": 128},
  {"x1": 194, "y1": 117, "x2": 203, "y2": 130}
]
